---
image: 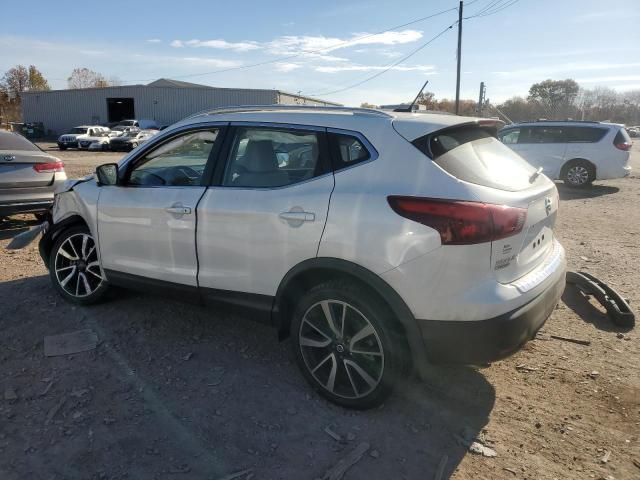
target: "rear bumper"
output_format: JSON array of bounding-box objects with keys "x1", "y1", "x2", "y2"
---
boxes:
[
  {"x1": 418, "y1": 271, "x2": 566, "y2": 364},
  {"x1": 0, "y1": 199, "x2": 53, "y2": 216}
]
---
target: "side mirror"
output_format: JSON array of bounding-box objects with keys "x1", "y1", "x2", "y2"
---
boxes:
[{"x1": 96, "y1": 163, "x2": 119, "y2": 186}]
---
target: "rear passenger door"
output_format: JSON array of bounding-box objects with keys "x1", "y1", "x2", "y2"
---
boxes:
[{"x1": 196, "y1": 124, "x2": 334, "y2": 297}]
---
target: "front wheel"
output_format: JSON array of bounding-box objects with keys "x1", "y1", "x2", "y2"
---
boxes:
[
  {"x1": 563, "y1": 160, "x2": 594, "y2": 188},
  {"x1": 291, "y1": 281, "x2": 405, "y2": 409},
  {"x1": 49, "y1": 225, "x2": 109, "y2": 305}
]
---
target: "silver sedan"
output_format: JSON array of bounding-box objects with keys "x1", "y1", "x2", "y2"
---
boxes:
[{"x1": 0, "y1": 131, "x2": 67, "y2": 219}]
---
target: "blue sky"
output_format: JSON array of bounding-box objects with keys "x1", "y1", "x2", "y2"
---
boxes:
[{"x1": 1, "y1": 0, "x2": 639, "y2": 105}]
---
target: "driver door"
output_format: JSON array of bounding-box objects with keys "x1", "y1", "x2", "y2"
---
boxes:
[{"x1": 97, "y1": 126, "x2": 225, "y2": 286}]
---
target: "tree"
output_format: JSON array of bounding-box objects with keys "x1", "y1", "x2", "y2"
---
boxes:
[
  {"x1": 415, "y1": 91, "x2": 436, "y2": 109},
  {"x1": 28, "y1": 65, "x2": 50, "y2": 91},
  {"x1": 360, "y1": 102, "x2": 377, "y2": 108},
  {"x1": 2, "y1": 65, "x2": 29, "y2": 98},
  {"x1": 67, "y1": 68, "x2": 110, "y2": 89},
  {"x1": 527, "y1": 79, "x2": 580, "y2": 119}
]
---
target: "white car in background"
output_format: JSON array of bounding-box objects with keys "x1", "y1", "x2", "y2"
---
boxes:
[
  {"x1": 57, "y1": 126, "x2": 109, "y2": 150},
  {"x1": 498, "y1": 121, "x2": 632, "y2": 187},
  {"x1": 76, "y1": 128, "x2": 112, "y2": 150},
  {"x1": 34, "y1": 106, "x2": 566, "y2": 408}
]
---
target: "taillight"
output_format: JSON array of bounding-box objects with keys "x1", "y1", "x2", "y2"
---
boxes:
[
  {"x1": 614, "y1": 142, "x2": 632, "y2": 151},
  {"x1": 387, "y1": 196, "x2": 526, "y2": 245},
  {"x1": 33, "y1": 160, "x2": 64, "y2": 173}
]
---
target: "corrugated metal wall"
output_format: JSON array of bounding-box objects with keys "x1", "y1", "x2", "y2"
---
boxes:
[{"x1": 22, "y1": 86, "x2": 334, "y2": 135}]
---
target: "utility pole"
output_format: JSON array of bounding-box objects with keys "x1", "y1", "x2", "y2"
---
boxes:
[
  {"x1": 455, "y1": 0, "x2": 463, "y2": 115},
  {"x1": 477, "y1": 81, "x2": 486, "y2": 116}
]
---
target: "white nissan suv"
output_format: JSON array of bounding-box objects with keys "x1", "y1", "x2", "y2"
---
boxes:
[{"x1": 37, "y1": 106, "x2": 566, "y2": 408}]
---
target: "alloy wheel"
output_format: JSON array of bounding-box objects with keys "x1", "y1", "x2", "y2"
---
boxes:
[
  {"x1": 566, "y1": 165, "x2": 589, "y2": 185},
  {"x1": 298, "y1": 300, "x2": 384, "y2": 399},
  {"x1": 54, "y1": 233, "x2": 103, "y2": 297}
]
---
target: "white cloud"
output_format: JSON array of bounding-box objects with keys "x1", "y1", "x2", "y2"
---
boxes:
[
  {"x1": 170, "y1": 40, "x2": 184, "y2": 48},
  {"x1": 275, "y1": 63, "x2": 302, "y2": 72},
  {"x1": 146, "y1": 39, "x2": 161, "y2": 44},
  {"x1": 315, "y1": 64, "x2": 436, "y2": 73},
  {"x1": 181, "y1": 39, "x2": 261, "y2": 52}
]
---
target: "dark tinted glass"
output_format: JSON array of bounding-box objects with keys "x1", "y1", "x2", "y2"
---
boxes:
[
  {"x1": 331, "y1": 133, "x2": 370, "y2": 169},
  {"x1": 520, "y1": 127, "x2": 567, "y2": 143},
  {"x1": 614, "y1": 129, "x2": 631, "y2": 144},
  {"x1": 415, "y1": 125, "x2": 491, "y2": 159},
  {"x1": 566, "y1": 127, "x2": 607, "y2": 142},
  {"x1": 0, "y1": 131, "x2": 40, "y2": 151}
]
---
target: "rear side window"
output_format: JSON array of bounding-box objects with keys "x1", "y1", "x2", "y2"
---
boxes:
[
  {"x1": 566, "y1": 127, "x2": 607, "y2": 143},
  {"x1": 614, "y1": 128, "x2": 631, "y2": 145},
  {"x1": 0, "y1": 132, "x2": 40, "y2": 151},
  {"x1": 329, "y1": 133, "x2": 371, "y2": 170}
]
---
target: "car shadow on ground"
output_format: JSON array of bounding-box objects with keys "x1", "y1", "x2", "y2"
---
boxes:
[
  {"x1": 0, "y1": 216, "x2": 39, "y2": 241},
  {"x1": 561, "y1": 285, "x2": 633, "y2": 333},
  {"x1": 557, "y1": 183, "x2": 619, "y2": 200},
  {"x1": 1, "y1": 276, "x2": 496, "y2": 480}
]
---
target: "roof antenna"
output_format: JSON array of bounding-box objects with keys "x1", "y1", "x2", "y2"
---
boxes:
[{"x1": 394, "y1": 80, "x2": 430, "y2": 112}]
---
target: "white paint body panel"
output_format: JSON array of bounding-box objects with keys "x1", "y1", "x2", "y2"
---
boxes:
[
  {"x1": 97, "y1": 186, "x2": 205, "y2": 286},
  {"x1": 197, "y1": 174, "x2": 334, "y2": 295}
]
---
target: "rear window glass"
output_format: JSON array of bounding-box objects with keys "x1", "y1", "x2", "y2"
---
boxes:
[
  {"x1": 412, "y1": 125, "x2": 539, "y2": 192},
  {"x1": 0, "y1": 132, "x2": 40, "y2": 151},
  {"x1": 413, "y1": 125, "x2": 492, "y2": 159}
]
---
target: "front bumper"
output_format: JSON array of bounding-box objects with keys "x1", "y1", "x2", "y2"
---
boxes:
[
  {"x1": 418, "y1": 271, "x2": 566, "y2": 364},
  {"x1": 58, "y1": 141, "x2": 78, "y2": 148},
  {"x1": 0, "y1": 199, "x2": 53, "y2": 216}
]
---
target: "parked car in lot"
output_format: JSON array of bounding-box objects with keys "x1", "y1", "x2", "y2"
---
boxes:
[
  {"x1": 108, "y1": 130, "x2": 158, "y2": 151},
  {"x1": 57, "y1": 126, "x2": 109, "y2": 150},
  {"x1": 114, "y1": 119, "x2": 159, "y2": 130},
  {"x1": 77, "y1": 128, "x2": 112, "y2": 150},
  {"x1": 627, "y1": 126, "x2": 639, "y2": 138},
  {"x1": 498, "y1": 121, "x2": 632, "y2": 187},
  {"x1": 0, "y1": 130, "x2": 66, "y2": 219},
  {"x1": 36, "y1": 106, "x2": 566, "y2": 408}
]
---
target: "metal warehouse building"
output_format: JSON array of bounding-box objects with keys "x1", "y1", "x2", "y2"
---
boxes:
[{"x1": 21, "y1": 78, "x2": 340, "y2": 135}]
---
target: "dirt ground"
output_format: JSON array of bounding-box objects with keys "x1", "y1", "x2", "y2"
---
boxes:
[{"x1": 1, "y1": 142, "x2": 638, "y2": 480}]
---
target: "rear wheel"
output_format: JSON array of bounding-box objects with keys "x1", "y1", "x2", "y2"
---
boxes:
[
  {"x1": 563, "y1": 159, "x2": 594, "y2": 188},
  {"x1": 49, "y1": 225, "x2": 108, "y2": 305},
  {"x1": 58, "y1": 145, "x2": 67, "y2": 151},
  {"x1": 291, "y1": 280, "x2": 405, "y2": 409}
]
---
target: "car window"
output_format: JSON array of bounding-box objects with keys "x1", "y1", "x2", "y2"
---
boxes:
[
  {"x1": 128, "y1": 129, "x2": 219, "y2": 187},
  {"x1": 330, "y1": 133, "x2": 371, "y2": 169},
  {"x1": 222, "y1": 127, "x2": 322, "y2": 188},
  {"x1": 499, "y1": 129, "x2": 520, "y2": 144},
  {"x1": 71, "y1": 127, "x2": 88, "y2": 134},
  {"x1": 519, "y1": 126, "x2": 567, "y2": 144},
  {"x1": 0, "y1": 131, "x2": 40, "y2": 151},
  {"x1": 566, "y1": 127, "x2": 608, "y2": 142}
]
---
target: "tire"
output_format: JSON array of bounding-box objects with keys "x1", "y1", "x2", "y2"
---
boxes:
[
  {"x1": 58, "y1": 145, "x2": 67, "y2": 151},
  {"x1": 291, "y1": 280, "x2": 405, "y2": 409},
  {"x1": 562, "y1": 159, "x2": 595, "y2": 188},
  {"x1": 34, "y1": 213, "x2": 48, "y2": 222},
  {"x1": 49, "y1": 225, "x2": 109, "y2": 305}
]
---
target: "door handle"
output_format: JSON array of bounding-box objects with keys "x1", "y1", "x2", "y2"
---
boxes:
[
  {"x1": 279, "y1": 211, "x2": 315, "y2": 222},
  {"x1": 166, "y1": 206, "x2": 192, "y2": 215}
]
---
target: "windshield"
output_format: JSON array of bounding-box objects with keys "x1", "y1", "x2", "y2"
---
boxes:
[{"x1": 70, "y1": 127, "x2": 88, "y2": 134}]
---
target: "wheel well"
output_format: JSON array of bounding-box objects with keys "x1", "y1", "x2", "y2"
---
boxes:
[
  {"x1": 273, "y1": 259, "x2": 421, "y2": 371},
  {"x1": 561, "y1": 158, "x2": 596, "y2": 178},
  {"x1": 40, "y1": 215, "x2": 89, "y2": 267}
]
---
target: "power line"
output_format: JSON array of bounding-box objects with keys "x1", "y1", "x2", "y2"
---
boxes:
[
  {"x1": 465, "y1": 0, "x2": 520, "y2": 19},
  {"x1": 304, "y1": 22, "x2": 457, "y2": 97},
  {"x1": 118, "y1": 5, "x2": 461, "y2": 83}
]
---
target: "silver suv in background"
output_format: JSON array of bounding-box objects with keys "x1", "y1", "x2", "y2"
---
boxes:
[
  {"x1": 0, "y1": 131, "x2": 66, "y2": 219},
  {"x1": 498, "y1": 120, "x2": 632, "y2": 187}
]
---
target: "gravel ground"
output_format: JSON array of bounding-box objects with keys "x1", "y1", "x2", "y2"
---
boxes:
[{"x1": 0, "y1": 142, "x2": 638, "y2": 480}]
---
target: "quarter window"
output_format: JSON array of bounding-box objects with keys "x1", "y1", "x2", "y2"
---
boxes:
[
  {"x1": 222, "y1": 127, "x2": 323, "y2": 188},
  {"x1": 566, "y1": 127, "x2": 607, "y2": 142},
  {"x1": 331, "y1": 133, "x2": 371, "y2": 168},
  {"x1": 499, "y1": 129, "x2": 520, "y2": 144},
  {"x1": 128, "y1": 129, "x2": 219, "y2": 186}
]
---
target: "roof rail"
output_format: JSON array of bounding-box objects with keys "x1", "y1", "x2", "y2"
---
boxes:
[
  {"x1": 186, "y1": 104, "x2": 394, "y2": 120},
  {"x1": 531, "y1": 119, "x2": 601, "y2": 124}
]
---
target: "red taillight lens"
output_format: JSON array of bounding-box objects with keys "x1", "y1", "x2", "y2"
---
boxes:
[
  {"x1": 387, "y1": 196, "x2": 526, "y2": 245},
  {"x1": 33, "y1": 160, "x2": 64, "y2": 173},
  {"x1": 614, "y1": 142, "x2": 632, "y2": 151}
]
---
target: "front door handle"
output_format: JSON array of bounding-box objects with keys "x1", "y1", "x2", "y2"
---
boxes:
[
  {"x1": 279, "y1": 211, "x2": 315, "y2": 222},
  {"x1": 166, "y1": 206, "x2": 192, "y2": 215}
]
